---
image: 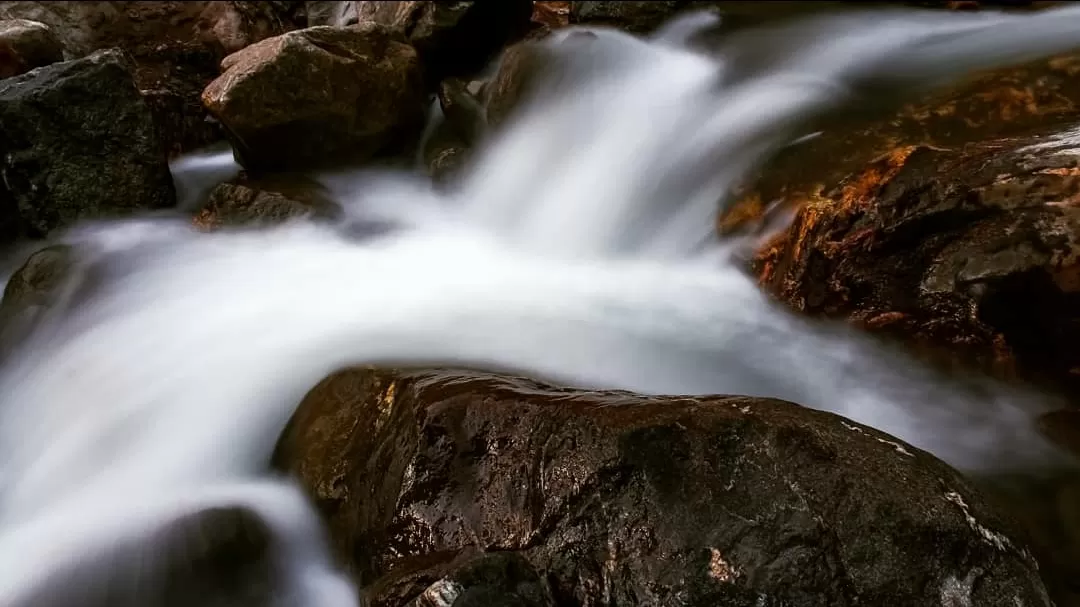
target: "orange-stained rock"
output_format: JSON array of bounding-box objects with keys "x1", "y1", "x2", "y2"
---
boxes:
[
  {"x1": 202, "y1": 24, "x2": 427, "y2": 172},
  {"x1": 755, "y1": 122, "x2": 1080, "y2": 400}
]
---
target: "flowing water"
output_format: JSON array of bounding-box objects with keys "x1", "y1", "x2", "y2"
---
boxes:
[{"x1": 4, "y1": 6, "x2": 1080, "y2": 606}]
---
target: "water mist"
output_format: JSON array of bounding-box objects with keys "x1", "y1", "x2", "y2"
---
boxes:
[{"x1": 4, "y1": 6, "x2": 1080, "y2": 605}]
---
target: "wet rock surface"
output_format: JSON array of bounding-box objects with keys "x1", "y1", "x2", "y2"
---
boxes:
[
  {"x1": 275, "y1": 367, "x2": 1050, "y2": 607},
  {"x1": 755, "y1": 123, "x2": 1080, "y2": 398},
  {"x1": 192, "y1": 174, "x2": 327, "y2": 230},
  {"x1": 202, "y1": 24, "x2": 427, "y2": 172},
  {"x1": 0, "y1": 19, "x2": 63, "y2": 79},
  {"x1": 0, "y1": 49, "x2": 175, "y2": 244},
  {"x1": 8, "y1": 504, "x2": 278, "y2": 607}
]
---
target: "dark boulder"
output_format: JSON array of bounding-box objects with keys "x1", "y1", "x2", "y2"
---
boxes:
[
  {"x1": 0, "y1": 49, "x2": 176, "y2": 244},
  {"x1": 275, "y1": 367, "x2": 1050, "y2": 606},
  {"x1": 0, "y1": 19, "x2": 63, "y2": 79},
  {"x1": 201, "y1": 24, "x2": 427, "y2": 173}
]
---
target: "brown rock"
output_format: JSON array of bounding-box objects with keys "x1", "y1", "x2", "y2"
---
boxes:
[
  {"x1": 0, "y1": 19, "x2": 63, "y2": 79},
  {"x1": 275, "y1": 367, "x2": 1051, "y2": 607},
  {"x1": 0, "y1": 2, "x2": 299, "y2": 156},
  {"x1": 754, "y1": 122, "x2": 1080, "y2": 399},
  {"x1": 193, "y1": 183, "x2": 310, "y2": 231},
  {"x1": 202, "y1": 24, "x2": 427, "y2": 172}
]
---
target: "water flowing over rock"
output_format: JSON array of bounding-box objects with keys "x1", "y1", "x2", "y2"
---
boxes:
[
  {"x1": 5, "y1": 4, "x2": 1080, "y2": 607},
  {"x1": 275, "y1": 368, "x2": 1050, "y2": 607},
  {"x1": 0, "y1": 19, "x2": 63, "y2": 79},
  {"x1": 202, "y1": 24, "x2": 427, "y2": 172},
  {"x1": 755, "y1": 122, "x2": 1080, "y2": 400},
  {"x1": 0, "y1": 49, "x2": 175, "y2": 244}
]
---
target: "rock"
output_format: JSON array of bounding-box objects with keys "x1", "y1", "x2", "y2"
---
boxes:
[
  {"x1": 418, "y1": 78, "x2": 484, "y2": 185},
  {"x1": 275, "y1": 368, "x2": 1050, "y2": 606},
  {"x1": 754, "y1": 122, "x2": 1080, "y2": 398},
  {"x1": 531, "y1": 1, "x2": 571, "y2": 34},
  {"x1": 723, "y1": 48, "x2": 1080, "y2": 238},
  {"x1": 369, "y1": 551, "x2": 557, "y2": 607},
  {"x1": 0, "y1": 49, "x2": 176, "y2": 243},
  {"x1": 0, "y1": 2, "x2": 300, "y2": 156},
  {"x1": 9, "y1": 504, "x2": 279, "y2": 607},
  {"x1": 0, "y1": 244, "x2": 73, "y2": 357},
  {"x1": 351, "y1": 1, "x2": 534, "y2": 83},
  {"x1": 202, "y1": 24, "x2": 427, "y2": 172},
  {"x1": 306, "y1": 1, "x2": 358, "y2": 27},
  {"x1": 193, "y1": 177, "x2": 318, "y2": 230},
  {"x1": 0, "y1": 19, "x2": 63, "y2": 79},
  {"x1": 568, "y1": 1, "x2": 685, "y2": 33}
]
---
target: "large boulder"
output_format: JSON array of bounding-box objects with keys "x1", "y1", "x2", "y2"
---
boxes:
[
  {"x1": 0, "y1": 49, "x2": 176, "y2": 244},
  {"x1": 754, "y1": 122, "x2": 1080, "y2": 399},
  {"x1": 275, "y1": 368, "x2": 1051, "y2": 606},
  {"x1": 0, "y1": 19, "x2": 63, "y2": 79},
  {"x1": 202, "y1": 24, "x2": 427, "y2": 172}
]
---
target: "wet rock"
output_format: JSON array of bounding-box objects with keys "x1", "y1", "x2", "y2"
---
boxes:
[
  {"x1": 275, "y1": 367, "x2": 1050, "y2": 606},
  {"x1": 9, "y1": 504, "x2": 278, "y2": 607},
  {"x1": 0, "y1": 49, "x2": 175, "y2": 243},
  {"x1": 568, "y1": 1, "x2": 685, "y2": 33},
  {"x1": 723, "y1": 47, "x2": 1080, "y2": 238},
  {"x1": 419, "y1": 78, "x2": 484, "y2": 185},
  {"x1": 369, "y1": 551, "x2": 556, "y2": 607},
  {"x1": 0, "y1": 244, "x2": 73, "y2": 356},
  {"x1": 202, "y1": 24, "x2": 427, "y2": 172},
  {"x1": 531, "y1": 1, "x2": 571, "y2": 34},
  {"x1": 306, "y1": 1, "x2": 358, "y2": 27},
  {"x1": 0, "y1": 19, "x2": 63, "y2": 79},
  {"x1": 352, "y1": 1, "x2": 534, "y2": 83},
  {"x1": 193, "y1": 178, "x2": 317, "y2": 230},
  {"x1": 755, "y1": 122, "x2": 1080, "y2": 399}
]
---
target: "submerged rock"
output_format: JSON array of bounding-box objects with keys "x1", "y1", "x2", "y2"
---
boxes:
[
  {"x1": 202, "y1": 24, "x2": 426, "y2": 172},
  {"x1": 0, "y1": 19, "x2": 63, "y2": 79},
  {"x1": 275, "y1": 368, "x2": 1049, "y2": 606},
  {"x1": 0, "y1": 49, "x2": 175, "y2": 243}
]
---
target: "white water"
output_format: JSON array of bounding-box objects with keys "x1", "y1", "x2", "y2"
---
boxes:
[{"x1": 3, "y1": 6, "x2": 1080, "y2": 605}]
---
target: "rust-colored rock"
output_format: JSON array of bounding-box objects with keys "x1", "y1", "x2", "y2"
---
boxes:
[
  {"x1": 202, "y1": 24, "x2": 427, "y2": 172},
  {"x1": 0, "y1": 19, "x2": 63, "y2": 79},
  {"x1": 755, "y1": 122, "x2": 1080, "y2": 398},
  {"x1": 723, "y1": 49, "x2": 1080, "y2": 236},
  {"x1": 275, "y1": 367, "x2": 1050, "y2": 606}
]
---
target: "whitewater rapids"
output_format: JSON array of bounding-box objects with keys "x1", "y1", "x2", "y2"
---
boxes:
[{"x1": 3, "y1": 6, "x2": 1080, "y2": 606}]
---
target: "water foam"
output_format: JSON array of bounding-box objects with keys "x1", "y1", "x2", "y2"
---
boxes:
[{"x1": 4, "y1": 6, "x2": 1080, "y2": 605}]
